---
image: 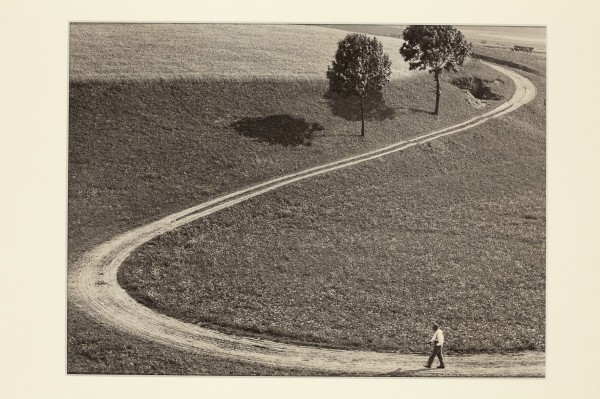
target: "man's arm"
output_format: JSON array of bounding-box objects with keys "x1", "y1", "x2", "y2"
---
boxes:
[{"x1": 430, "y1": 330, "x2": 438, "y2": 344}]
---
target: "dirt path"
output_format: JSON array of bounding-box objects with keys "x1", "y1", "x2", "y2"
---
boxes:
[{"x1": 68, "y1": 62, "x2": 542, "y2": 376}]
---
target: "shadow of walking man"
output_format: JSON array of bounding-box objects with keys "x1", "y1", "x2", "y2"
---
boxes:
[{"x1": 381, "y1": 367, "x2": 433, "y2": 377}]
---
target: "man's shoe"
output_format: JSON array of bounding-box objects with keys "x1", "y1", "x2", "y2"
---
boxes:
[
  {"x1": 423, "y1": 365, "x2": 431, "y2": 368},
  {"x1": 436, "y1": 365, "x2": 445, "y2": 369}
]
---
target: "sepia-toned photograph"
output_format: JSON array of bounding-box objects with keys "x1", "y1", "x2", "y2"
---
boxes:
[{"x1": 67, "y1": 23, "x2": 546, "y2": 377}]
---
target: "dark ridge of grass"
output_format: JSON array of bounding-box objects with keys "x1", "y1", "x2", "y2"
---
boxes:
[
  {"x1": 69, "y1": 74, "x2": 333, "y2": 85},
  {"x1": 314, "y1": 24, "x2": 406, "y2": 38},
  {"x1": 68, "y1": 59, "x2": 510, "y2": 264},
  {"x1": 118, "y1": 72, "x2": 545, "y2": 355}
]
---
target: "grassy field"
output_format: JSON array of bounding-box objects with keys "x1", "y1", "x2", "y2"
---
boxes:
[
  {"x1": 68, "y1": 58, "x2": 510, "y2": 263},
  {"x1": 472, "y1": 45, "x2": 546, "y2": 77},
  {"x1": 456, "y1": 25, "x2": 546, "y2": 51},
  {"x1": 320, "y1": 25, "x2": 546, "y2": 51},
  {"x1": 68, "y1": 24, "x2": 541, "y2": 373},
  {"x1": 70, "y1": 24, "x2": 411, "y2": 81},
  {"x1": 317, "y1": 24, "x2": 406, "y2": 38},
  {"x1": 67, "y1": 306, "x2": 339, "y2": 375},
  {"x1": 118, "y1": 71, "x2": 545, "y2": 354},
  {"x1": 316, "y1": 25, "x2": 546, "y2": 76}
]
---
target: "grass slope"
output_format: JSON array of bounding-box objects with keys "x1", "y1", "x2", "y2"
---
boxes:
[
  {"x1": 68, "y1": 24, "x2": 536, "y2": 374},
  {"x1": 473, "y1": 44, "x2": 546, "y2": 77},
  {"x1": 67, "y1": 306, "x2": 339, "y2": 376},
  {"x1": 317, "y1": 24, "x2": 407, "y2": 38},
  {"x1": 70, "y1": 24, "x2": 411, "y2": 81},
  {"x1": 69, "y1": 59, "x2": 510, "y2": 263},
  {"x1": 456, "y1": 26, "x2": 546, "y2": 51},
  {"x1": 118, "y1": 72, "x2": 545, "y2": 354},
  {"x1": 321, "y1": 25, "x2": 546, "y2": 51}
]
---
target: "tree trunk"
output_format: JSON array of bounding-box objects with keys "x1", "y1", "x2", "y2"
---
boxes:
[
  {"x1": 360, "y1": 98, "x2": 365, "y2": 136},
  {"x1": 434, "y1": 71, "x2": 442, "y2": 116}
]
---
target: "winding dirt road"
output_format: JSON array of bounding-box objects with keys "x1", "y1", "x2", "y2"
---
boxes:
[{"x1": 68, "y1": 62, "x2": 543, "y2": 376}]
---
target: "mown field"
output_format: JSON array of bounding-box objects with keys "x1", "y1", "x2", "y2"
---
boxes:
[
  {"x1": 118, "y1": 70, "x2": 545, "y2": 354},
  {"x1": 456, "y1": 25, "x2": 545, "y2": 51},
  {"x1": 68, "y1": 56, "x2": 510, "y2": 263},
  {"x1": 70, "y1": 24, "x2": 411, "y2": 81},
  {"x1": 320, "y1": 25, "x2": 546, "y2": 51},
  {"x1": 317, "y1": 24, "x2": 407, "y2": 38},
  {"x1": 68, "y1": 24, "x2": 542, "y2": 373},
  {"x1": 473, "y1": 44, "x2": 546, "y2": 77}
]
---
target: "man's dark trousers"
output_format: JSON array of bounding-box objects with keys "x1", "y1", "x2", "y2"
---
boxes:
[{"x1": 427, "y1": 344, "x2": 445, "y2": 367}]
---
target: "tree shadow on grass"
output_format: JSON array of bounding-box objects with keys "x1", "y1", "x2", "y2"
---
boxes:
[
  {"x1": 230, "y1": 114, "x2": 324, "y2": 147},
  {"x1": 324, "y1": 89, "x2": 396, "y2": 123},
  {"x1": 407, "y1": 107, "x2": 434, "y2": 115}
]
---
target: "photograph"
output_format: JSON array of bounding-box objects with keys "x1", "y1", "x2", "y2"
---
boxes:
[{"x1": 66, "y1": 23, "x2": 547, "y2": 376}]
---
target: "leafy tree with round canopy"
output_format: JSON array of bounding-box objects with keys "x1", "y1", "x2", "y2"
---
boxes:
[
  {"x1": 327, "y1": 33, "x2": 392, "y2": 136},
  {"x1": 400, "y1": 25, "x2": 472, "y2": 116}
]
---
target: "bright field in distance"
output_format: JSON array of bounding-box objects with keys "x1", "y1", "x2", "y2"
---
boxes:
[{"x1": 70, "y1": 24, "x2": 411, "y2": 81}]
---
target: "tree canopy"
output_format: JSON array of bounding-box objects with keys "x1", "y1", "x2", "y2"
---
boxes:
[
  {"x1": 400, "y1": 25, "x2": 472, "y2": 115},
  {"x1": 327, "y1": 33, "x2": 392, "y2": 136}
]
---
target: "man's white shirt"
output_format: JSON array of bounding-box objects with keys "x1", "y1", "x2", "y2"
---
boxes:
[{"x1": 431, "y1": 328, "x2": 444, "y2": 346}]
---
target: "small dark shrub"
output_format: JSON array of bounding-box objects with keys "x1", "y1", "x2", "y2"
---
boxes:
[{"x1": 451, "y1": 76, "x2": 503, "y2": 101}]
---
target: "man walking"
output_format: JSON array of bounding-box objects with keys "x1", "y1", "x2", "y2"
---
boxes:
[{"x1": 424, "y1": 323, "x2": 445, "y2": 369}]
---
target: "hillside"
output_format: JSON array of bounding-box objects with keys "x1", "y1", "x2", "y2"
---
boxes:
[
  {"x1": 319, "y1": 25, "x2": 545, "y2": 50},
  {"x1": 68, "y1": 25, "x2": 513, "y2": 262},
  {"x1": 70, "y1": 24, "x2": 411, "y2": 81},
  {"x1": 117, "y1": 71, "x2": 545, "y2": 354},
  {"x1": 68, "y1": 24, "x2": 536, "y2": 374}
]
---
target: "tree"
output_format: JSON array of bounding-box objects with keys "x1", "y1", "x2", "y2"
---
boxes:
[
  {"x1": 327, "y1": 33, "x2": 392, "y2": 136},
  {"x1": 400, "y1": 25, "x2": 472, "y2": 116}
]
